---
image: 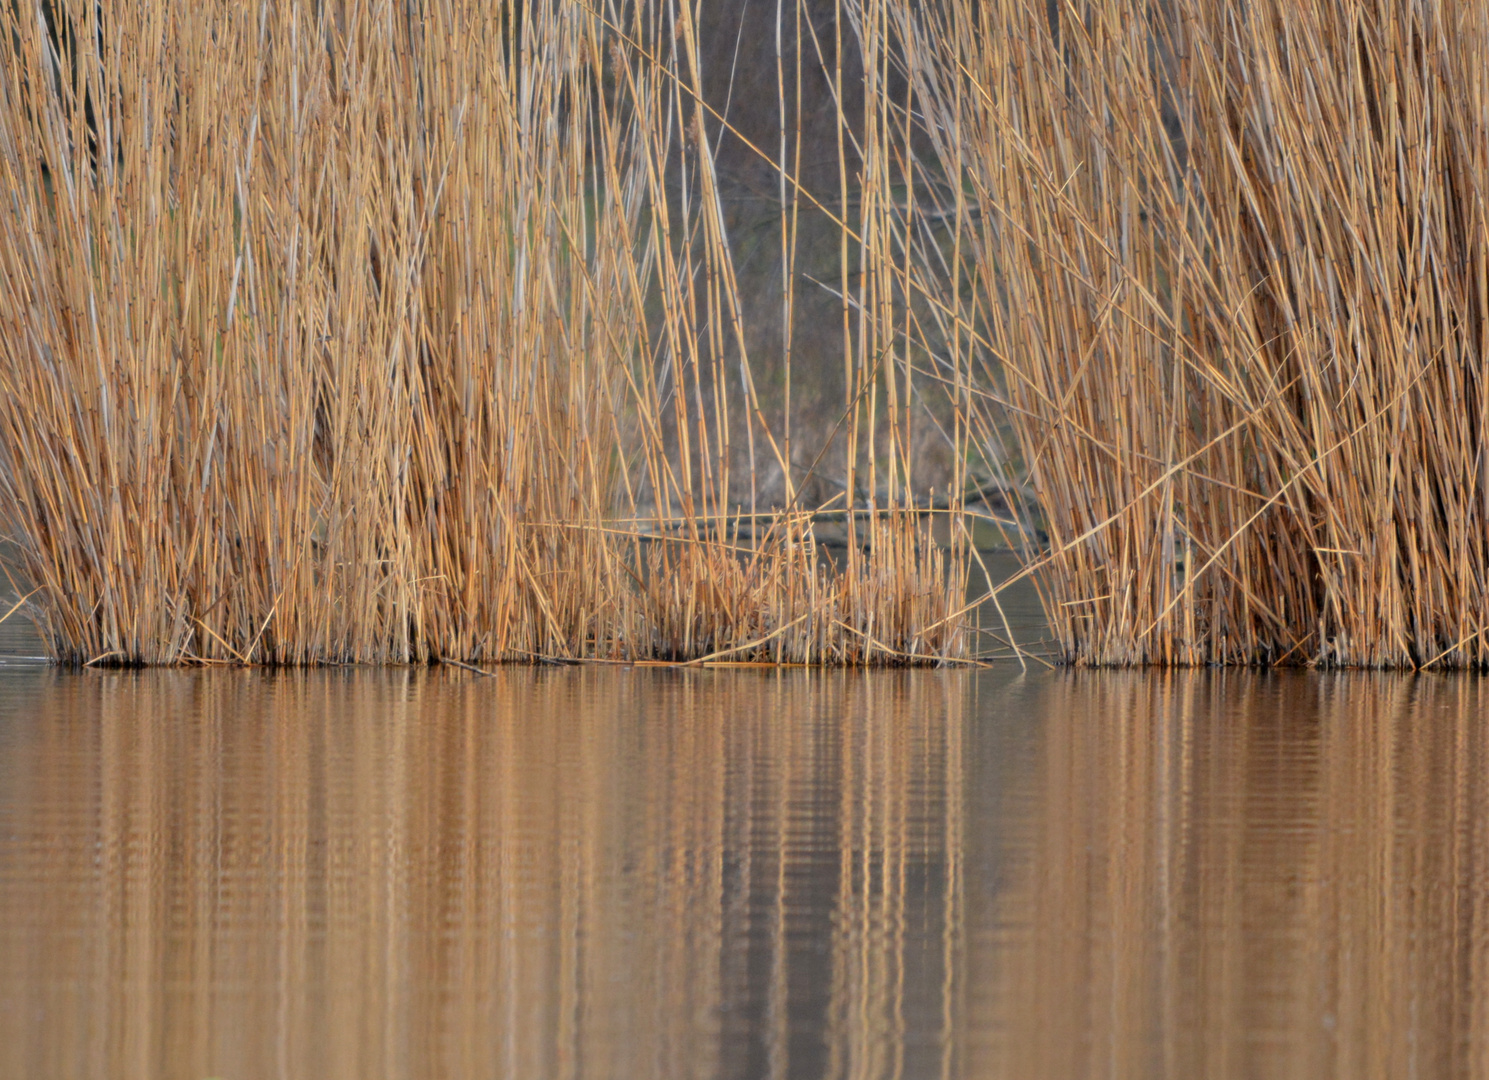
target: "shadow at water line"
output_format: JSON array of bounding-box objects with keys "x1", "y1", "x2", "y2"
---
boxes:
[{"x1": 0, "y1": 667, "x2": 1487, "y2": 1079}]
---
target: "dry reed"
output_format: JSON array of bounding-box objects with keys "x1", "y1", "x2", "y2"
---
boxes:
[
  {"x1": 879, "y1": 0, "x2": 1489, "y2": 667},
  {"x1": 0, "y1": 0, "x2": 968, "y2": 666},
  {"x1": 18, "y1": 0, "x2": 1467, "y2": 669}
]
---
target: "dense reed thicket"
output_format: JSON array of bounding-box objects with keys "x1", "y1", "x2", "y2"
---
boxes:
[
  {"x1": 6, "y1": 0, "x2": 1480, "y2": 669},
  {"x1": 882, "y1": 0, "x2": 1489, "y2": 667},
  {"x1": 0, "y1": 0, "x2": 967, "y2": 665}
]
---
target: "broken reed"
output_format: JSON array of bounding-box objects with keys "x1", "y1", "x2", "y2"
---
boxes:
[
  {"x1": 0, "y1": 0, "x2": 967, "y2": 667},
  {"x1": 882, "y1": 0, "x2": 1489, "y2": 667}
]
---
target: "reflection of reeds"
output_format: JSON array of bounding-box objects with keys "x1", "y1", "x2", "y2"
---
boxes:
[
  {"x1": 0, "y1": 0, "x2": 967, "y2": 666},
  {"x1": 976, "y1": 671, "x2": 1489, "y2": 1078},
  {"x1": 882, "y1": 0, "x2": 1489, "y2": 666},
  {"x1": 0, "y1": 669, "x2": 970, "y2": 1080}
]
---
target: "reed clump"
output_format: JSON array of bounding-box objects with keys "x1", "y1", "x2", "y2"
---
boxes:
[
  {"x1": 23, "y1": 0, "x2": 1473, "y2": 670},
  {"x1": 644, "y1": 518, "x2": 960, "y2": 663},
  {"x1": 882, "y1": 0, "x2": 1489, "y2": 667},
  {"x1": 0, "y1": 0, "x2": 968, "y2": 666}
]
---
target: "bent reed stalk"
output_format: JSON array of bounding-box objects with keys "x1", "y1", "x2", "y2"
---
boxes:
[
  {"x1": 0, "y1": 0, "x2": 966, "y2": 666},
  {"x1": 878, "y1": 0, "x2": 1489, "y2": 668}
]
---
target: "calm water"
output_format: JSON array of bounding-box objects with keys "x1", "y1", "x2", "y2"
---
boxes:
[
  {"x1": 3, "y1": 661, "x2": 1489, "y2": 1079},
  {"x1": 8, "y1": 661, "x2": 1489, "y2": 1072}
]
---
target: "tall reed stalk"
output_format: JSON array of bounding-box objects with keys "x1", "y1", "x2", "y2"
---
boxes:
[
  {"x1": 882, "y1": 0, "x2": 1489, "y2": 667},
  {"x1": 0, "y1": 0, "x2": 967, "y2": 666}
]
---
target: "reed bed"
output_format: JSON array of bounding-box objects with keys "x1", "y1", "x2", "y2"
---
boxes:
[
  {"x1": 878, "y1": 0, "x2": 1489, "y2": 667},
  {"x1": 0, "y1": 0, "x2": 968, "y2": 666},
  {"x1": 14, "y1": 0, "x2": 1472, "y2": 670}
]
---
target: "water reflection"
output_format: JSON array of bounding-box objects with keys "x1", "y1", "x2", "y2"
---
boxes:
[
  {"x1": 975, "y1": 671, "x2": 1489, "y2": 1079},
  {"x1": 1, "y1": 668, "x2": 1487, "y2": 1078},
  {"x1": 0, "y1": 668, "x2": 992, "y2": 1080}
]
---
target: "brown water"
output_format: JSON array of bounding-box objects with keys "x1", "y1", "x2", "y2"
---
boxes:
[{"x1": 3, "y1": 665, "x2": 1489, "y2": 1079}]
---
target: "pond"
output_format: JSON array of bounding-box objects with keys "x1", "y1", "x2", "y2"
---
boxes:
[{"x1": 3, "y1": 655, "x2": 1486, "y2": 1079}]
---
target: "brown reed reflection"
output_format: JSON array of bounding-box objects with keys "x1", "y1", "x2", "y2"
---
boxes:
[
  {"x1": 973, "y1": 671, "x2": 1489, "y2": 1080},
  {"x1": 6, "y1": 668, "x2": 1489, "y2": 1080},
  {"x1": 0, "y1": 668, "x2": 976, "y2": 1080}
]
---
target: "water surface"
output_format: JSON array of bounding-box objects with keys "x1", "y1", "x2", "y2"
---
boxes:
[{"x1": 2, "y1": 663, "x2": 1487, "y2": 1079}]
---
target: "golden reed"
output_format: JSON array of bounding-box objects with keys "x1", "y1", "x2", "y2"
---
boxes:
[
  {"x1": 0, "y1": 0, "x2": 968, "y2": 666},
  {"x1": 886, "y1": 0, "x2": 1489, "y2": 667},
  {"x1": 6, "y1": 0, "x2": 1480, "y2": 669}
]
